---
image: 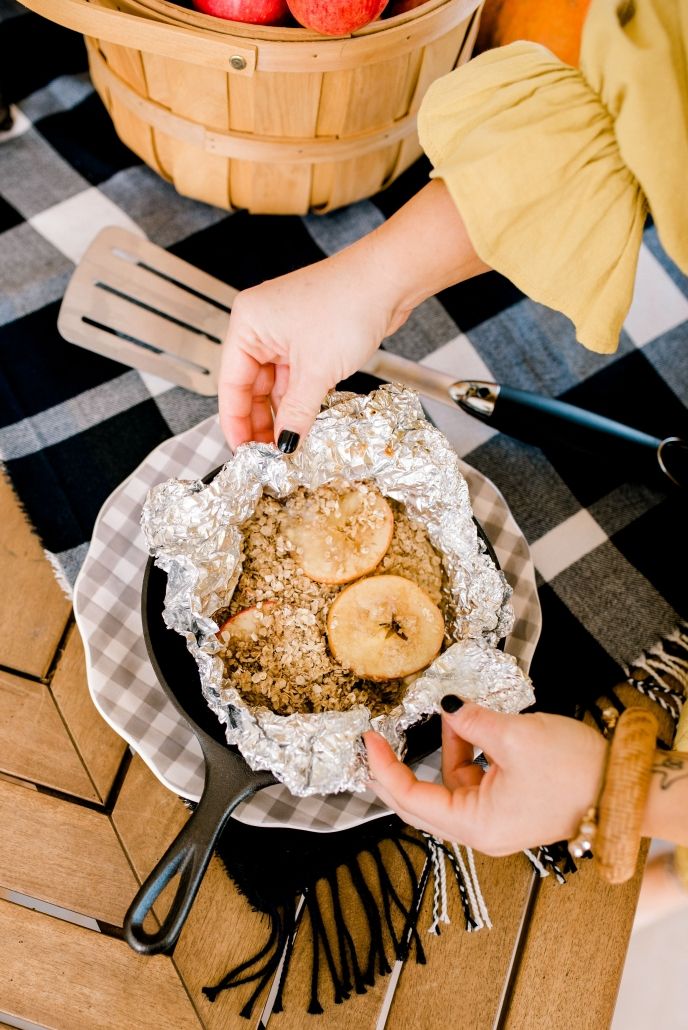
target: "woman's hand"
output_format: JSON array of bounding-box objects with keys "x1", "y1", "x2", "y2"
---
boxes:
[
  {"x1": 218, "y1": 182, "x2": 488, "y2": 451},
  {"x1": 218, "y1": 236, "x2": 408, "y2": 452},
  {"x1": 364, "y1": 699, "x2": 607, "y2": 855}
]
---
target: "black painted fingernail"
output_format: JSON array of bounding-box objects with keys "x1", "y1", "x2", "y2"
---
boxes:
[
  {"x1": 277, "y1": 430, "x2": 300, "y2": 454},
  {"x1": 441, "y1": 694, "x2": 463, "y2": 713}
]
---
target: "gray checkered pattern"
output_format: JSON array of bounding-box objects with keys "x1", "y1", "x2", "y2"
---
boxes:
[{"x1": 73, "y1": 416, "x2": 541, "y2": 832}]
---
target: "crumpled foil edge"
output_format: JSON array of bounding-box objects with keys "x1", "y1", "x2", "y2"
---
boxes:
[{"x1": 142, "y1": 385, "x2": 534, "y2": 797}]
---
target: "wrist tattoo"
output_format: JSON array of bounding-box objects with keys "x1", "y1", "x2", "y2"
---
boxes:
[{"x1": 651, "y1": 752, "x2": 688, "y2": 791}]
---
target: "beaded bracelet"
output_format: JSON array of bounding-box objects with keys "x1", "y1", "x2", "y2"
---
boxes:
[
  {"x1": 568, "y1": 704, "x2": 618, "y2": 862},
  {"x1": 568, "y1": 748, "x2": 610, "y2": 862}
]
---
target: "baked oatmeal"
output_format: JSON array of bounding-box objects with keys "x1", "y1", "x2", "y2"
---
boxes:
[{"x1": 215, "y1": 480, "x2": 446, "y2": 716}]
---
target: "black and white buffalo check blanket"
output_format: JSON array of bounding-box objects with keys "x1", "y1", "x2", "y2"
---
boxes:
[{"x1": 1, "y1": 0, "x2": 687, "y2": 721}]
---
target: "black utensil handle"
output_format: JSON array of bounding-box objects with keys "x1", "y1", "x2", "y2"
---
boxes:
[
  {"x1": 124, "y1": 757, "x2": 274, "y2": 955},
  {"x1": 454, "y1": 382, "x2": 667, "y2": 479},
  {"x1": 492, "y1": 386, "x2": 662, "y2": 456}
]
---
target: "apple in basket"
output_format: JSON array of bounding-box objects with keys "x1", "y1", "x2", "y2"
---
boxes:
[
  {"x1": 192, "y1": 0, "x2": 290, "y2": 24},
  {"x1": 287, "y1": 0, "x2": 390, "y2": 34}
]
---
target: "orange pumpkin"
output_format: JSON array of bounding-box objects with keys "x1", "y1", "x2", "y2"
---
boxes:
[{"x1": 475, "y1": 0, "x2": 592, "y2": 67}]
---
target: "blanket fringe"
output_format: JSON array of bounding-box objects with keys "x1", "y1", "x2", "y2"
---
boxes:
[
  {"x1": 624, "y1": 622, "x2": 688, "y2": 727},
  {"x1": 524, "y1": 842, "x2": 578, "y2": 884},
  {"x1": 580, "y1": 624, "x2": 688, "y2": 744},
  {"x1": 204, "y1": 828, "x2": 492, "y2": 1017}
]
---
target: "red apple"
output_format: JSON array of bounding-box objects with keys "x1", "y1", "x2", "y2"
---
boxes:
[
  {"x1": 192, "y1": 0, "x2": 290, "y2": 24},
  {"x1": 287, "y1": 0, "x2": 389, "y2": 35}
]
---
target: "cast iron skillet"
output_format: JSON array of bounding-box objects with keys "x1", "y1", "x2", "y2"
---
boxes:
[{"x1": 124, "y1": 475, "x2": 502, "y2": 955}]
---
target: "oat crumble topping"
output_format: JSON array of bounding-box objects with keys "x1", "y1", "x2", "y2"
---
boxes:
[{"x1": 214, "y1": 480, "x2": 446, "y2": 717}]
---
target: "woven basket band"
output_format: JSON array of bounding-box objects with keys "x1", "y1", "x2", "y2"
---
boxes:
[{"x1": 88, "y1": 42, "x2": 420, "y2": 165}]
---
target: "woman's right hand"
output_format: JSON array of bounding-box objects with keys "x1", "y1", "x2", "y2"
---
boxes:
[
  {"x1": 218, "y1": 237, "x2": 411, "y2": 453},
  {"x1": 218, "y1": 181, "x2": 488, "y2": 452}
]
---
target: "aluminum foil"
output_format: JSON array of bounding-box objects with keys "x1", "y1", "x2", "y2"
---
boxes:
[{"x1": 141, "y1": 385, "x2": 534, "y2": 796}]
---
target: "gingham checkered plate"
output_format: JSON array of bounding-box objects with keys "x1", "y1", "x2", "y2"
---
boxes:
[{"x1": 73, "y1": 413, "x2": 541, "y2": 832}]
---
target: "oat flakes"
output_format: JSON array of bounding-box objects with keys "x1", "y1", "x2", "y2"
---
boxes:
[{"x1": 215, "y1": 480, "x2": 447, "y2": 717}]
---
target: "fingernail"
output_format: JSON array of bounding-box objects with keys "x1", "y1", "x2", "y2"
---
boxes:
[
  {"x1": 277, "y1": 429, "x2": 300, "y2": 454},
  {"x1": 441, "y1": 693, "x2": 463, "y2": 713}
]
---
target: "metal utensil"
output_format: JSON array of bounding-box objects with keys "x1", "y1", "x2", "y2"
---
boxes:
[
  {"x1": 450, "y1": 381, "x2": 688, "y2": 489},
  {"x1": 58, "y1": 227, "x2": 687, "y2": 487},
  {"x1": 57, "y1": 225, "x2": 468, "y2": 402},
  {"x1": 58, "y1": 226, "x2": 233, "y2": 394}
]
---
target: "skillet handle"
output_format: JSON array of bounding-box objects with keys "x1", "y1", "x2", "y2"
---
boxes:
[{"x1": 124, "y1": 749, "x2": 275, "y2": 955}]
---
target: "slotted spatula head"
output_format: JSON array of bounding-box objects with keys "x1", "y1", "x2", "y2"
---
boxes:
[
  {"x1": 58, "y1": 227, "x2": 236, "y2": 395},
  {"x1": 58, "y1": 226, "x2": 461, "y2": 406}
]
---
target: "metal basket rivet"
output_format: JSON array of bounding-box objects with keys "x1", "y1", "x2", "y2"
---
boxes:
[{"x1": 229, "y1": 55, "x2": 247, "y2": 71}]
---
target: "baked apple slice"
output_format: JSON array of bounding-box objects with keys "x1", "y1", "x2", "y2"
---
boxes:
[
  {"x1": 217, "y1": 600, "x2": 277, "y2": 644},
  {"x1": 286, "y1": 486, "x2": 394, "y2": 585},
  {"x1": 326, "y1": 574, "x2": 444, "y2": 680}
]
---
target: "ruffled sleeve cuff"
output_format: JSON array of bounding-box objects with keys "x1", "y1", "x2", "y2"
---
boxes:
[{"x1": 417, "y1": 42, "x2": 647, "y2": 354}]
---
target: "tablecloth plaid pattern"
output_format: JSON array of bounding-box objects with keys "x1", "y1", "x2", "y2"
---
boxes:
[{"x1": 2, "y1": 0, "x2": 687, "y2": 736}]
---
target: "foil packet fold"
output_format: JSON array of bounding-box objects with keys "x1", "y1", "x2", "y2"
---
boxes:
[{"x1": 141, "y1": 385, "x2": 534, "y2": 797}]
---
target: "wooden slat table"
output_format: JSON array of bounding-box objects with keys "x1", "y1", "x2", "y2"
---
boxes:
[{"x1": 0, "y1": 474, "x2": 647, "y2": 1029}]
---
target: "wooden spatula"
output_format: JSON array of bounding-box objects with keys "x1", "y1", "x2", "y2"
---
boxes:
[{"x1": 57, "y1": 226, "x2": 462, "y2": 404}]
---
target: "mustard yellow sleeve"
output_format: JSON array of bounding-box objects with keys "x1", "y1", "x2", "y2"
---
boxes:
[
  {"x1": 417, "y1": 42, "x2": 647, "y2": 354},
  {"x1": 581, "y1": 0, "x2": 688, "y2": 279}
]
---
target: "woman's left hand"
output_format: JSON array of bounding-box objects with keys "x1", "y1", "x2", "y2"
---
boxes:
[{"x1": 364, "y1": 700, "x2": 607, "y2": 855}]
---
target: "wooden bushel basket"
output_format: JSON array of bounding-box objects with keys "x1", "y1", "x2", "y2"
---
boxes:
[{"x1": 20, "y1": 0, "x2": 482, "y2": 214}]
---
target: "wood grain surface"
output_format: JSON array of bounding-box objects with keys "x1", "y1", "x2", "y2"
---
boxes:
[
  {"x1": 95, "y1": 39, "x2": 164, "y2": 177},
  {"x1": 149, "y1": 55, "x2": 233, "y2": 210},
  {"x1": 0, "y1": 898, "x2": 202, "y2": 1030},
  {"x1": 50, "y1": 623, "x2": 127, "y2": 803},
  {"x1": 0, "y1": 777, "x2": 138, "y2": 925},
  {"x1": 388, "y1": 852, "x2": 535, "y2": 1030},
  {"x1": 0, "y1": 667, "x2": 99, "y2": 799},
  {"x1": 0, "y1": 475, "x2": 71, "y2": 679},
  {"x1": 502, "y1": 842, "x2": 648, "y2": 1029}
]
